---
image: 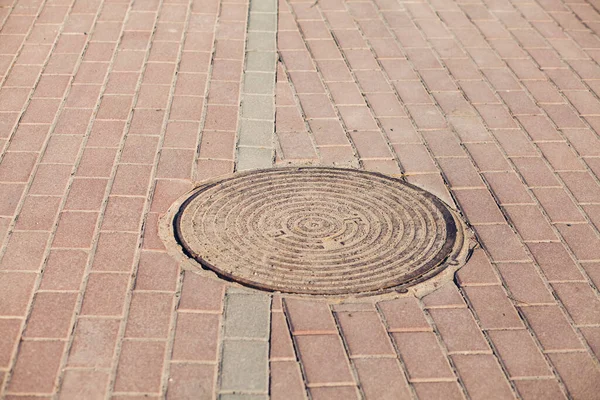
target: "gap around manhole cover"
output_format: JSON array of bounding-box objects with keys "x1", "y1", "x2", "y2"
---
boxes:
[{"x1": 161, "y1": 167, "x2": 475, "y2": 298}]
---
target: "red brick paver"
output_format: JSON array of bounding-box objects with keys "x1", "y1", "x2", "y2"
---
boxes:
[{"x1": 1, "y1": 0, "x2": 600, "y2": 397}]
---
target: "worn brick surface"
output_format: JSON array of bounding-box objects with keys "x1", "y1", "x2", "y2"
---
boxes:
[
  {"x1": 353, "y1": 358, "x2": 411, "y2": 400},
  {"x1": 336, "y1": 311, "x2": 395, "y2": 356},
  {"x1": 452, "y1": 354, "x2": 514, "y2": 399},
  {"x1": 269, "y1": 360, "x2": 306, "y2": 400},
  {"x1": 294, "y1": 334, "x2": 355, "y2": 385},
  {"x1": 1, "y1": 0, "x2": 600, "y2": 396},
  {"x1": 392, "y1": 331, "x2": 455, "y2": 380}
]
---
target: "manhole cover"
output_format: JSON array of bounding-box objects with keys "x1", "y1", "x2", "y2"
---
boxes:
[{"x1": 171, "y1": 167, "x2": 473, "y2": 296}]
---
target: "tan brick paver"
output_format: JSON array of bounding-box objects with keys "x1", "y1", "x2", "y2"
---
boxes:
[{"x1": 1, "y1": 0, "x2": 600, "y2": 397}]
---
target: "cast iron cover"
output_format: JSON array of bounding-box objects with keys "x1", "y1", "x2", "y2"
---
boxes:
[{"x1": 174, "y1": 167, "x2": 471, "y2": 295}]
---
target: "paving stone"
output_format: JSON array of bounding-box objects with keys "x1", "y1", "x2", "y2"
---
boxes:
[
  {"x1": 150, "y1": 179, "x2": 193, "y2": 214},
  {"x1": 298, "y1": 94, "x2": 336, "y2": 118},
  {"x1": 532, "y1": 188, "x2": 585, "y2": 223},
  {"x1": 173, "y1": 313, "x2": 221, "y2": 362},
  {"x1": 437, "y1": 157, "x2": 485, "y2": 188},
  {"x1": 496, "y1": 263, "x2": 555, "y2": 304},
  {"x1": 512, "y1": 158, "x2": 560, "y2": 188},
  {"x1": 514, "y1": 379, "x2": 566, "y2": 400},
  {"x1": 248, "y1": 13, "x2": 277, "y2": 32},
  {"x1": 527, "y1": 242, "x2": 583, "y2": 282},
  {"x1": 488, "y1": 330, "x2": 553, "y2": 378},
  {"x1": 238, "y1": 119, "x2": 275, "y2": 147},
  {"x1": 451, "y1": 354, "x2": 514, "y2": 400},
  {"x1": 220, "y1": 340, "x2": 269, "y2": 392},
  {"x1": 284, "y1": 298, "x2": 337, "y2": 334},
  {"x1": 91, "y1": 232, "x2": 138, "y2": 272},
  {"x1": 556, "y1": 223, "x2": 600, "y2": 261},
  {"x1": 336, "y1": 311, "x2": 395, "y2": 356},
  {"x1": 125, "y1": 292, "x2": 173, "y2": 339},
  {"x1": 242, "y1": 94, "x2": 274, "y2": 120},
  {"x1": 548, "y1": 352, "x2": 600, "y2": 399},
  {"x1": 68, "y1": 318, "x2": 120, "y2": 368},
  {"x1": 179, "y1": 273, "x2": 225, "y2": 312},
  {"x1": 429, "y1": 308, "x2": 490, "y2": 353},
  {"x1": 378, "y1": 296, "x2": 431, "y2": 331},
  {"x1": 552, "y1": 282, "x2": 600, "y2": 325},
  {"x1": 295, "y1": 335, "x2": 355, "y2": 385},
  {"x1": 559, "y1": 171, "x2": 600, "y2": 204},
  {"x1": 521, "y1": 306, "x2": 583, "y2": 351},
  {"x1": 0, "y1": 319, "x2": 21, "y2": 367},
  {"x1": 251, "y1": 0, "x2": 276, "y2": 12},
  {"x1": 453, "y1": 189, "x2": 505, "y2": 224},
  {"x1": 80, "y1": 273, "x2": 129, "y2": 316},
  {"x1": 237, "y1": 147, "x2": 273, "y2": 170},
  {"x1": 60, "y1": 370, "x2": 108, "y2": 400},
  {"x1": 223, "y1": 291, "x2": 271, "y2": 339},
  {"x1": 406, "y1": 173, "x2": 454, "y2": 207},
  {"x1": 27, "y1": 164, "x2": 72, "y2": 198},
  {"x1": 168, "y1": 364, "x2": 215, "y2": 400},
  {"x1": 474, "y1": 224, "x2": 530, "y2": 262},
  {"x1": 457, "y1": 249, "x2": 500, "y2": 286},
  {"x1": 463, "y1": 285, "x2": 523, "y2": 329},
  {"x1": 134, "y1": 251, "x2": 178, "y2": 292},
  {"x1": 392, "y1": 331, "x2": 455, "y2": 380},
  {"x1": 353, "y1": 358, "x2": 411, "y2": 400},
  {"x1": 8, "y1": 340, "x2": 65, "y2": 394},
  {"x1": 269, "y1": 312, "x2": 296, "y2": 360},
  {"x1": 0, "y1": 231, "x2": 49, "y2": 271},
  {"x1": 247, "y1": 32, "x2": 277, "y2": 52},
  {"x1": 114, "y1": 340, "x2": 165, "y2": 393},
  {"x1": 0, "y1": 271, "x2": 36, "y2": 316},
  {"x1": 350, "y1": 131, "x2": 392, "y2": 159},
  {"x1": 24, "y1": 292, "x2": 77, "y2": 339},
  {"x1": 275, "y1": 107, "x2": 305, "y2": 132},
  {"x1": 244, "y1": 72, "x2": 276, "y2": 95},
  {"x1": 580, "y1": 326, "x2": 600, "y2": 360},
  {"x1": 269, "y1": 360, "x2": 306, "y2": 400},
  {"x1": 422, "y1": 282, "x2": 465, "y2": 308}
]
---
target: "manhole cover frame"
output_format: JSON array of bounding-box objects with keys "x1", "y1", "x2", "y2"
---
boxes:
[{"x1": 160, "y1": 167, "x2": 476, "y2": 299}]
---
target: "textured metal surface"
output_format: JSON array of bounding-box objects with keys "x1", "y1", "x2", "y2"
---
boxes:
[{"x1": 174, "y1": 168, "x2": 467, "y2": 295}]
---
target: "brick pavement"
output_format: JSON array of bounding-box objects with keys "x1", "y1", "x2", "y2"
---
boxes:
[{"x1": 0, "y1": 0, "x2": 600, "y2": 397}]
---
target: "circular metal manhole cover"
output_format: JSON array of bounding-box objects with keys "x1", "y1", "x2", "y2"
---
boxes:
[{"x1": 171, "y1": 167, "x2": 473, "y2": 296}]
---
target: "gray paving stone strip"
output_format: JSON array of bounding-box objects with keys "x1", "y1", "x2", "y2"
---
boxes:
[
  {"x1": 236, "y1": 0, "x2": 278, "y2": 171},
  {"x1": 218, "y1": 287, "x2": 272, "y2": 397},
  {"x1": 218, "y1": 0, "x2": 277, "y2": 395}
]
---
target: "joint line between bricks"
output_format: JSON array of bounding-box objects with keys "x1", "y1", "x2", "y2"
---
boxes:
[
  {"x1": 416, "y1": 296, "x2": 473, "y2": 400},
  {"x1": 330, "y1": 304, "x2": 367, "y2": 399},
  {"x1": 281, "y1": 297, "x2": 317, "y2": 400},
  {"x1": 374, "y1": 301, "x2": 421, "y2": 399}
]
